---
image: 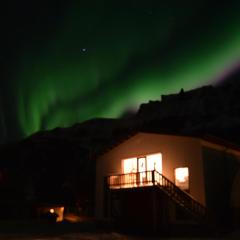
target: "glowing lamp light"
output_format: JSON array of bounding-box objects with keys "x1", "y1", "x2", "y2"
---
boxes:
[
  {"x1": 175, "y1": 167, "x2": 189, "y2": 190},
  {"x1": 50, "y1": 208, "x2": 55, "y2": 214}
]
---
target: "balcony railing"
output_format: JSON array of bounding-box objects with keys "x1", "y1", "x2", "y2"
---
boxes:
[
  {"x1": 108, "y1": 170, "x2": 159, "y2": 189},
  {"x1": 107, "y1": 170, "x2": 206, "y2": 220}
]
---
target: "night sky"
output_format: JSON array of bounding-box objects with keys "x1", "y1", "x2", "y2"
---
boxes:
[{"x1": 1, "y1": 0, "x2": 240, "y2": 143}]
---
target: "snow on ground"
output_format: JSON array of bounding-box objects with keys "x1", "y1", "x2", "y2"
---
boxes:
[
  {"x1": 1, "y1": 230, "x2": 240, "y2": 240},
  {"x1": 0, "y1": 232, "x2": 125, "y2": 240},
  {"x1": 0, "y1": 232, "x2": 237, "y2": 240}
]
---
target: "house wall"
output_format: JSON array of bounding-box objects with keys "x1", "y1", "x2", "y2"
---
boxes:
[
  {"x1": 202, "y1": 146, "x2": 240, "y2": 226},
  {"x1": 96, "y1": 133, "x2": 205, "y2": 219},
  {"x1": 110, "y1": 187, "x2": 173, "y2": 231},
  {"x1": 231, "y1": 169, "x2": 240, "y2": 227}
]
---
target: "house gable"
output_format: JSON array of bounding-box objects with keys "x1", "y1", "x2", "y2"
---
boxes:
[{"x1": 96, "y1": 132, "x2": 206, "y2": 218}]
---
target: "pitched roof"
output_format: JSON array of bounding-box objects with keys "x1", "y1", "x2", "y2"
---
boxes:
[{"x1": 97, "y1": 130, "x2": 240, "y2": 158}]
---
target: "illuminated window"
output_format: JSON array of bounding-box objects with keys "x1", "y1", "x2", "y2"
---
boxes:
[
  {"x1": 123, "y1": 158, "x2": 137, "y2": 174},
  {"x1": 146, "y1": 153, "x2": 162, "y2": 173},
  {"x1": 121, "y1": 154, "x2": 162, "y2": 186},
  {"x1": 122, "y1": 154, "x2": 162, "y2": 174},
  {"x1": 174, "y1": 167, "x2": 189, "y2": 190}
]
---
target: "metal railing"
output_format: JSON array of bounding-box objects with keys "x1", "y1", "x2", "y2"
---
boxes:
[
  {"x1": 107, "y1": 170, "x2": 206, "y2": 220},
  {"x1": 154, "y1": 171, "x2": 206, "y2": 219},
  {"x1": 108, "y1": 171, "x2": 155, "y2": 189}
]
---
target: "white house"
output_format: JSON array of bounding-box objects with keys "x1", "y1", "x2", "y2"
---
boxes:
[{"x1": 95, "y1": 132, "x2": 240, "y2": 230}]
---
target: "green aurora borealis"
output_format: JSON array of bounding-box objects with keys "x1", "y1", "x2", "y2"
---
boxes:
[{"x1": 1, "y1": 0, "x2": 240, "y2": 142}]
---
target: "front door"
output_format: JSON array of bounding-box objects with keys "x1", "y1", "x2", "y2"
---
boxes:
[{"x1": 138, "y1": 157, "x2": 146, "y2": 185}]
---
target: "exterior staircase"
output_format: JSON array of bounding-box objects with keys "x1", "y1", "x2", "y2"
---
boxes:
[
  {"x1": 108, "y1": 170, "x2": 208, "y2": 223},
  {"x1": 153, "y1": 171, "x2": 206, "y2": 222}
]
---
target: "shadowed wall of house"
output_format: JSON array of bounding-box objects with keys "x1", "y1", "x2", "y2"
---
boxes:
[{"x1": 202, "y1": 146, "x2": 240, "y2": 226}]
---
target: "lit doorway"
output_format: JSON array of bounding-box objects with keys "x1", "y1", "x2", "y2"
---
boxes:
[
  {"x1": 138, "y1": 157, "x2": 146, "y2": 184},
  {"x1": 122, "y1": 153, "x2": 162, "y2": 187}
]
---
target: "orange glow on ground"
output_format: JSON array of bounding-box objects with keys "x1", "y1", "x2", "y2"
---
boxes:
[{"x1": 49, "y1": 207, "x2": 65, "y2": 222}]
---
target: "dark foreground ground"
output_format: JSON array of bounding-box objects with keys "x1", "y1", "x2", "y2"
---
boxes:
[
  {"x1": 1, "y1": 232, "x2": 240, "y2": 240},
  {"x1": 0, "y1": 220, "x2": 239, "y2": 240}
]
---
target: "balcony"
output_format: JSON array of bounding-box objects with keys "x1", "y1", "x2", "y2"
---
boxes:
[
  {"x1": 107, "y1": 170, "x2": 206, "y2": 221},
  {"x1": 107, "y1": 170, "x2": 162, "y2": 189}
]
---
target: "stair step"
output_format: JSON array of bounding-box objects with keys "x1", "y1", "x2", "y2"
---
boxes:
[{"x1": 154, "y1": 172, "x2": 206, "y2": 222}]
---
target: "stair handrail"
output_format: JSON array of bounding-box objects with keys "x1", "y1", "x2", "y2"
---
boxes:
[
  {"x1": 153, "y1": 170, "x2": 206, "y2": 219},
  {"x1": 107, "y1": 170, "x2": 207, "y2": 220}
]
